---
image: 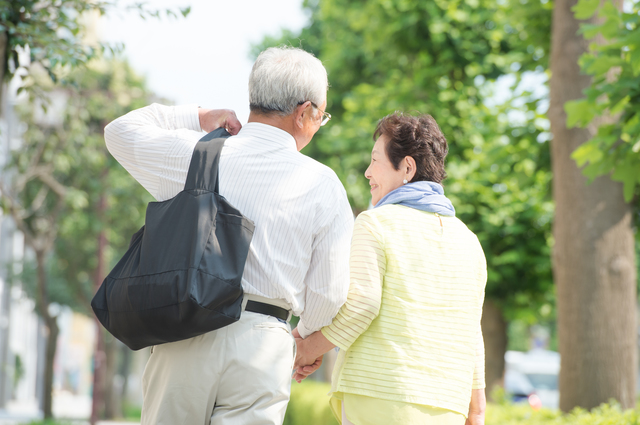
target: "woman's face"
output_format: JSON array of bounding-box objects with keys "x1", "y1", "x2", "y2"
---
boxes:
[{"x1": 365, "y1": 135, "x2": 407, "y2": 206}]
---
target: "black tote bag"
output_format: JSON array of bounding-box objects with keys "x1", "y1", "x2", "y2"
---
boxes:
[{"x1": 91, "y1": 128, "x2": 255, "y2": 351}]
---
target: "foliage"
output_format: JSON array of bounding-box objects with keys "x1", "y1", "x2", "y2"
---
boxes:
[
  {"x1": 566, "y1": 0, "x2": 640, "y2": 202},
  {"x1": 486, "y1": 401, "x2": 640, "y2": 424},
  {"x1": 0, "y1": 57, "x2": 154, "y2": 419},
  {"x1": 285, "y1": 381, "x2": 640, "y2": 425},
  {"x1": 0, "y1": 0, "x2": 189, "y2": 96},
  {"x1": 48, "y1": 58, "x2": 154, "y2": 314},
  {"x1": 254, "y1": 0, "x2": 555, "y2": 319},
  {"x1": 21, "y1": 421, "x2": 75, "y2": 425},
  {"x1": 284, "y1": 380, "x2": 338, "y2": 425},
  {"x1": 9, "y1": 57, "x2": 154, "y2": 314},
  {"x1": 122, "y1": 400, "x2": 142, "y2": 421}
]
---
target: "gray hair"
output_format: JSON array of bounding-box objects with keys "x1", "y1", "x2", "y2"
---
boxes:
[{"x1": 249, "y1": 46, "x2": 328, "y2": 116}]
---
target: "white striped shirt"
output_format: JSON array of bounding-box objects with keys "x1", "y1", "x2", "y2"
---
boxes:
[{"x1": 104, "y1": 103, "x2": 354, "y2": 338}]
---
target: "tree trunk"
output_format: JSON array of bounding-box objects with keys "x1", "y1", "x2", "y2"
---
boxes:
[
  {"x1": 43, "y1": 315, "x2": 59, "y2": 419},
  {"x1": 35, "y1": 250, "x2": 58, "y2": 419},
  {"x1": 0, "y1": 30, "x2": 7, "y2": 113},
  {"x1": 91, "y1": 326, "x2": 106, "y2": 424},
  {"x1": 549, "y1": 0, "x2": 637, "y2": 412},
  {"x1": 91, "y1": 191, "x2": 108, "y2": 424},
  {"x1": 103, "y1": 334, "x2": 119, "y2": 419},
  {"x1": 481, "y1": 299, "x2": 507, "y2": 399}
]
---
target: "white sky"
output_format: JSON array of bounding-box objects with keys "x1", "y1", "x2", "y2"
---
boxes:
[{"x1": 100, "y1": 0, "x2": 309, "y2": 123}]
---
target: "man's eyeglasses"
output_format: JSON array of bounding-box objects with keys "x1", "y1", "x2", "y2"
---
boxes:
[{"x1": 299, "y1": 101, "x2": 331, "y2": 126}]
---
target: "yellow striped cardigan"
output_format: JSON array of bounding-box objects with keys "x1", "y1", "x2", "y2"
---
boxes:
[{"x1": 322, "y1": 204, "x2": 487, "y2": 417}]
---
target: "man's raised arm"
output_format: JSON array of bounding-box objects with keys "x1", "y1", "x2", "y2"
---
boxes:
[{"x1": 104, "y1": 103, "x2": 240, "y2": 201}]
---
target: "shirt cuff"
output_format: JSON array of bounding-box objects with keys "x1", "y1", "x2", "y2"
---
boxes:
[
  {"x1": 174, "y1": 104, "x2": 202, "y2": 132},
  {"x1": 296, "y1": 320, "x2": 313, "y2": 339}
]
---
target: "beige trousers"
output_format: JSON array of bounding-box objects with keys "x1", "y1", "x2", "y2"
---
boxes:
[{"x1": 141, "y1": 298, "x2": 295, "y2": 425}]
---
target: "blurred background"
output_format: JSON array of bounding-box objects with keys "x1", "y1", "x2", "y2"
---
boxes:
[{"x1": 0, "y1": 0, "x2": 638, "y2": 424}]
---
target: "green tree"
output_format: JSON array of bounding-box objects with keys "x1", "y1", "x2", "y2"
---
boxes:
[
  {"x1": 0, "y1": 1, "x2": 187, "y2": 419},
  {"x1": 566, "y1": 0, "x2": 640, "y2": 203},
  {"x1": 48, "y1": 58, "x2": 154, "y2": 421},
  {"x1": 0, "y1": 0, "x2": 189, "y2": 105},
  {"x1": 256, "y1": 0, "x2": 554, "y2": 393},
  {"x1": 549, "y1": 0, "x2": 636, "y2": 411},
  {"x1": 1, "y1": 57, "x2": 154, "y2": 420}
]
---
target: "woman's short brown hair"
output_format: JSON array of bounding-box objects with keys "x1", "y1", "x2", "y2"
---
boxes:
[{"x1": 373, "y1": 112, "x2": 448, "y2": 184}]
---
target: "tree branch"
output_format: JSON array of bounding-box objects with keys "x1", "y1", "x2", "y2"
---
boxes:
[{"x1": 0, "y1": 181, "x2": 38, "y2": 248}]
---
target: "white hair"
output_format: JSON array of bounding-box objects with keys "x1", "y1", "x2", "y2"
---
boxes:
[{"x1": 249, "y1": 46, "x2": 328, "y2": 116}]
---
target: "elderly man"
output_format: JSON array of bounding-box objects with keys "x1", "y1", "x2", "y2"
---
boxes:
[{"x1": 105, "y1": 47, "x2": 353, "y2": 425}]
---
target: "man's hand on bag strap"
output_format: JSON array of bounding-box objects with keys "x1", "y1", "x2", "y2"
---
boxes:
[{"x1": 198, "y1": 108, "x2": 242, "y2": 135}]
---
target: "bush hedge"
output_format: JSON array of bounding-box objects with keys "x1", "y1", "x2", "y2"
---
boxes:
[
  {"x1": 487, "y1": 401, "x2": 640, "y2": 424},
  {"x1": 285, "y1": 380, "x2": 640, "y2": 425},
  {"x1": 284, "y1": 380, "x2": 339, "y2": 425}
]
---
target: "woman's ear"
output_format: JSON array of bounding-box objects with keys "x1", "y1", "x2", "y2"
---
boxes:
[{"x1": 404, "y1": 156, "x2": 417, "y2": 181}]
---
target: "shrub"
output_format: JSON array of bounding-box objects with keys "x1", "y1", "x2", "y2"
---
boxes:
[
  {"x1": 284, "y1": 380, "x2": 338, "y2": 425},
  {"x1": 284, "y1": 381, "x2": 640, "y2": 425},
  {"x1": 487, "y1": 401, "x2": 640, "y2": 425}
]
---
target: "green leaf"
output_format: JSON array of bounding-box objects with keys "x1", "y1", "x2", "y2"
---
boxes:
[
  {"x1": 580, "y1": 24, "x2": 602, "y2": 40},
  {"x1": 611, "y1": 161, "x2": 640, "y2": 202},
  {"x1": 572, "y1": 0, "x2": 600, "y2": 20},
  {"x1": 585, "y1": 54, "x2": 625, "y2": 75},
  {"x1": 610, "y1": 95, "x2": 630, "y2": 115},
  {"x1": 622, "y1": 180, "x2": 635, "y2": 202},
  {"x1": 630, "y1": 48, "x2": 640, "y2": 76},
  {"x1": 572, "y1": 141, "x2": 603, "y2": 166},
  {"x1": 565, "y1": 99, "x2": 595, "y2": 128},
  {"x1": 612, "y1": 161, "x2": 634, "y2": 184}
]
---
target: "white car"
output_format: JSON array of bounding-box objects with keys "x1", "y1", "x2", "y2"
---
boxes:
[{"x1": 504, "y1": 349, "x2": 560, "y2": 409}]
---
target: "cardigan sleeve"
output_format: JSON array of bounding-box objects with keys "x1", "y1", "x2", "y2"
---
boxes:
[
  {"x1": 321, "y1": 212, "x2": 385, "y2": 351},
  {"x1": 472, "y1": 323, "x2": 486, "y2": 389},
  {"x1": 472, "y1": 243, "x2": 487, "y2": 390}
]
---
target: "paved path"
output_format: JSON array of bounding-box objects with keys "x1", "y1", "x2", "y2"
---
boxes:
[{"x1": 0, "y1": 420, "x2": 139, "y2": 425}]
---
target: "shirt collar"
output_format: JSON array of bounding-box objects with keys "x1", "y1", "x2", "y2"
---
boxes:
[{"x1": 236, "y1": 122, "x2": 297, "y2": 151}]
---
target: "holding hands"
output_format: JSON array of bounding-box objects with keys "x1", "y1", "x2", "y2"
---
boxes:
[{"x1": 292, "y1": 328, "x2": 336, "y2": 383}]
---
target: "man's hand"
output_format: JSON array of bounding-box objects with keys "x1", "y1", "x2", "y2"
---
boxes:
[
  {"x1": 198, "y1": 108, "x2": 242, "y2": 135},
  {"x1": 465, "y1": 388, "x2": 486, "y2": 425},
  {"x1": 292, "y1": 350, "x2": 323, "y2": 383},
  {"x1": 293, "y1": 337, "x2": 323, "y2": 382},
  {"x1": 291, "y1": 328, "x2": 336, "y2": 383}
]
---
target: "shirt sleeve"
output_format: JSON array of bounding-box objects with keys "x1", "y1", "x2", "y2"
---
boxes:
[
  {"x1": 295, "y1": 181, "x2": 354, "y2": 339},
  {"x1": 104, "y1": 103, "x2": 203, "y2": 201},
  {"x1": 320, "y1": 212, "x2": 386, "y2": 350}
]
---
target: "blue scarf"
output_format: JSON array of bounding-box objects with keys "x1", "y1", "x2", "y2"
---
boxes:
[{"x1": 375, "y1": 181, "x2": 456, "y2": 216}]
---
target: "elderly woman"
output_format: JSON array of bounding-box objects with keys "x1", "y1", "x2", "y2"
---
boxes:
[{"x1": 293, "y1": 112, "x2": 487, "y2": 425}]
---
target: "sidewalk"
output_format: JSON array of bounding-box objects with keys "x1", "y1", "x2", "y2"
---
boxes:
[
  {"x1": 0, "y1": 417, "x2": 139, "y2": 425},
  {"x1": 0, "y1": 398, "x2": 140, "y2": 425},
  {"x1": 0, "y1": 421, "x2": 139, "y2": 425}
]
